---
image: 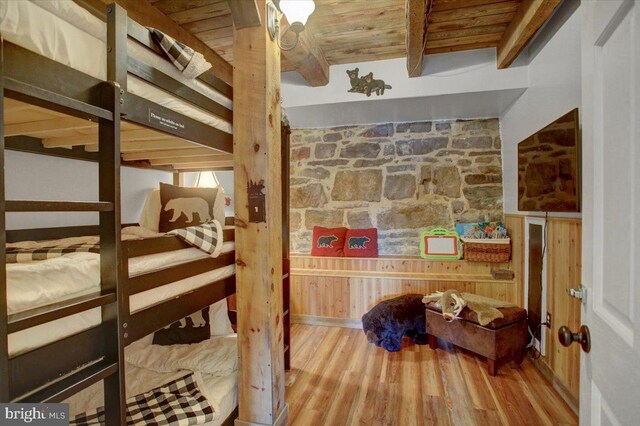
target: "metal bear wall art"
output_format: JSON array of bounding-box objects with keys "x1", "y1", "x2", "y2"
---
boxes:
[{"x1": 346, "y1": 68, "x2": 392, "y2": 97}]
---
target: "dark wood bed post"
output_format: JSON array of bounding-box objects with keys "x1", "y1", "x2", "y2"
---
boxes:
[
  {"x1": 282, "y1": 124, "x2": 291, "y2": 371},
  {"x1": 0, "y1": 37, "x2": 10, "y2": 403},
  {"x1": 101, "y1": 3, "x2": 126, "y2": 424}
]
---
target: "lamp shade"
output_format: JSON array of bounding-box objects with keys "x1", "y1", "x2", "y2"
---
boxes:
[
  {"x1": 279, "y1": 0, "x2": 315, "y2": 26},
  {"x1": 194, "y1": 171, "x2": 220, "y2": 188}
]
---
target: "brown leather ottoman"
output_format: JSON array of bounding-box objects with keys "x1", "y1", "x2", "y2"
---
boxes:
[{"x1": 425, "y1": 304, "x2": 528, "y2": 376}]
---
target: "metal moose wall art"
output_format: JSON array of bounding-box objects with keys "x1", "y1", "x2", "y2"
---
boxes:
[{"x1": 346, "y1": 68, "x2": 392, "y2": 97}]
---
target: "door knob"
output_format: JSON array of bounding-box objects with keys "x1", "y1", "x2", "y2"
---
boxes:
[{"x1": 558, "y1": 324, "x2": 591, "y2": 353}]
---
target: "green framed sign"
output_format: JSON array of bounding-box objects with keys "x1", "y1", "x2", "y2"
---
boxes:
[{"x1": 420, "y1": 228, "x2": 463, "y2": 260}]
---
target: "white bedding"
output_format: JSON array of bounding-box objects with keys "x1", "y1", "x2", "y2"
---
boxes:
[
  {"x1": 0, "y1": 0, "x2": 233, "y2": 133},
  {"x1": 65, "y1": 335, "x2": 238, "y2": 425},
  {"x1": 6, "y1": 231, "x2": 236, "y2": 357}
]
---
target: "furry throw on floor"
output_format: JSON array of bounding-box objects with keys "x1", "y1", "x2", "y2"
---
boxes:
[
  {"x1": 362, "y1": 294, "x2": 428, "y2": 352},
  {"x1": 423, "y1": 290, "x2": 517, "y2": 326}
]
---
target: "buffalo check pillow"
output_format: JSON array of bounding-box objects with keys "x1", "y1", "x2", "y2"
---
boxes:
[
  {"x1": 344, "y1": 228, "x2": 378, "y2": 258},
  {"x1": 311, "y1": 226, "x2": 347, "y2": 257}
]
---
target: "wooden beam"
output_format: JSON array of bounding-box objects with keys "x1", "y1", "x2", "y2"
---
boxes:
[
  {"x1": 85, "y1": 139, "x2": 196, "y2": 152},
  {"x1": 121, "y1": 147, "x2": 220, "y2": 161},
  {"x1": 233, "y1": 1, "x2": 288, "y2": 425},
  {"x1": 5, "y1": 117, "x2": 96, "y2": 137},
  {"x1": 169, "y1": 160, "x2": 234, "y2": 169},
  {"x1": 227, "y1": 0, "x2": 261, "y2": 29},
  {"x1": 281, "y1": 17, "x2": 329, "y2": 87},
  {"x1": 497, "y1": 0, "x2": 562, "y2": 69},
  {"x1": 150, "y1": 155, "x2": 233, "y2": 165},
  {"x1": 95, "y1": 0, "x2": 233, "y2": 84},
  {"x1": 406, "y1": 0, "x2": 431, "y2": 77}
]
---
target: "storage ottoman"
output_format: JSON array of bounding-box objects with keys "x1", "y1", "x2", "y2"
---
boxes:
[{"x1": 425, "y1": 303, "x2": 528, "y2": 376}]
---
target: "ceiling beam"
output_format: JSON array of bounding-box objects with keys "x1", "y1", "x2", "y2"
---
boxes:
[
  {"x1": 406, "y1": 0, "x2": 431, "y2": 78},
  {"x1": 281, "y1": 17, "x2": 330, "y2": 86},
  {"x1": 227, "y1": 0, "x2": 261, "y2": 29},
  {"x1": 94, "y1": 0, "x2": 233, "y2": 84},
  {"x1": 496, "y1": 0, "x2": 562, "y2": 69}
]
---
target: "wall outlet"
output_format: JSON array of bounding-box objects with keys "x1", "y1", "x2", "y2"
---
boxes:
[{"x1": 546, "y1": 313, "x2": 552, "y2": 328}]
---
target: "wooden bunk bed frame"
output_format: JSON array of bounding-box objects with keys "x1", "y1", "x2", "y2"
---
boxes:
[{"x1": 0, "y1": 2, "x2": 272, "y2": 424}]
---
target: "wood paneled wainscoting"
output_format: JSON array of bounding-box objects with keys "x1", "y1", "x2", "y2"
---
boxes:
[{"x1": 289, "y1": 214, "x2": 582, "y2": 412}]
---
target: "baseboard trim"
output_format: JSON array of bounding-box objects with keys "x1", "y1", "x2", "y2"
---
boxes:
[
  {"x1": 291, "y1": 314, "x2": 362, "y2": 329},
  {"x1": 530, "y1": 357, "x2": 579, "y2": 415},
  {"x1": 234, "y1": 404, "x2": 289, "y2": 426}
]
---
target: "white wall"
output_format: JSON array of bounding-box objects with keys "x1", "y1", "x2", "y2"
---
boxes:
[
  {"x1": 6, "y1": 151, "x2": 172, "y2": 229},
  {"x1": 499, "y1": 1, "x2": 582, "y2": 215},
  {"x1": 282, "y1": 48, "x2": 529, "y2": 128}
]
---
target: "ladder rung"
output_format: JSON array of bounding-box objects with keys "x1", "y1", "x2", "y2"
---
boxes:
[
  {"x1": 6, "y1": 200, "x2": 114, "y2": 212},
  {"x1": 8, "y1": 292, "x2": 117, "y2": 334},
  {"x1": 13, "y1": 359, "x2": 118, "y2": 403}
]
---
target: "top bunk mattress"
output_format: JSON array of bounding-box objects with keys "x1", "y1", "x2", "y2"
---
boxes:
[{"x1": 0, "y1": 0, "x2": 232, "y2": 134}]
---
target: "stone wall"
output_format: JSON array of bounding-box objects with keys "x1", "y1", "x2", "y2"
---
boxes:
[{"x1": 290, "y1": 119, "x2": 503, "y2": 255}]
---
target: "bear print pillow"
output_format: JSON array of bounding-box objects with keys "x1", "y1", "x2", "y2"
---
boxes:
[
  {"x1": 311, "y1": 226, "x2": 348, "y2": 257},
  {"x1": 153, "y1": 307, "x2": 210, "y2": 345},
  {"x1": 159, "y1": 183, "x2": 218, "y2": 232},
  {"x1": 344, "y1": 228, "x2": 378, "y2": 258}
]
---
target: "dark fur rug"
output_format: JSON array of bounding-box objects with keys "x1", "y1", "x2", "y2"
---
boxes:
[{"x1": 361, "y1": 294, "x2": 427, "y2": 352}]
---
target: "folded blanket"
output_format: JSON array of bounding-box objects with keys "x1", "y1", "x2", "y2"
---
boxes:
[
  {"x1": 149, "y1": 28, "x2": 212, "y2": 79},
  {"x1": 168, "y1": 220, "x2": 223, "y2": 257},
  {"x1": 71, "y1": 372, "x2": 213, "y2": 426}
]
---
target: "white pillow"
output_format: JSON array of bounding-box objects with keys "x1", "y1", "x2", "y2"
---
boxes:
[
  {"x1": 139, "y1": 189, "x2": 161, "y2": 232},
  {"x1": 139, "y1": 187, "x2": 226, "y2": 231},
  {"x1": 213, "y1": 187, "x2": 226, "y2": 224},
  {"x1": 209, "y1": 298, "x2": 235, "y2": 336}
]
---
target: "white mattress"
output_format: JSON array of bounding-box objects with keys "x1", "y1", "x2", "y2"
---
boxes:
[
  {"x1": 65, "y1": 335, "x2": 238, "y2": 425},
  {"x1": 7, "y1": 241, "x2": 236, "y2": 357},
  {"x1": 0, "y1": 0, "x2": 233, "y2": 133}
]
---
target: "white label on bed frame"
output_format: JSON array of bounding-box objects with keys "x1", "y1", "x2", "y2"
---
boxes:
[{"x1": 149, "y1": 109, "x2": 186, "y2": 135}]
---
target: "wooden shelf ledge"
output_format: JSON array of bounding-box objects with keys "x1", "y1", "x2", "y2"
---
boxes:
[{"x1": 291, "y1": 268, "x2": 513, "y2": 284}]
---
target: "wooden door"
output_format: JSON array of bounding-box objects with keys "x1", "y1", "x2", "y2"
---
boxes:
[{"x1": 580, "y1": 1, "x2": 640, "y2": 423}]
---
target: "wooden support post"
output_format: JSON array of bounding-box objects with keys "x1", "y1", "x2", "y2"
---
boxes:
[
  {"x1": 406, "y1": 0, "x2": 431, "y2": 77},
  {"x1": 233, "y1": 1, "x2": 287, "y2": 424},
  {"x1": 101, "y1": 4, "x2": 126, "y2": 425},
  {"x1": 0, "y1": 39, "x2": 9, "y2": 403}
]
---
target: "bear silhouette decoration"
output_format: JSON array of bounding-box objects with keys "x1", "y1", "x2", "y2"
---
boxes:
[
  {"x1": 164, "y1": 197, "x2": 211, "y2": 223},
  {"x1": 348, "y1": 236, "x2": 370, "y2": 249},
  {"x1": 317, "y1": 235, "x2": 338, "y2": 248}
]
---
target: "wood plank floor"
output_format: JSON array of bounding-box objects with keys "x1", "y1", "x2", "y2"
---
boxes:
[{"x1": 285, "y1": 324, "x2": 578, "y2": 426}]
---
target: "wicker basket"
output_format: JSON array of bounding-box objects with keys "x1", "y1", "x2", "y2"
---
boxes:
[{"x1": 462, "y1": 238, "x2": 511, "y2": 262}]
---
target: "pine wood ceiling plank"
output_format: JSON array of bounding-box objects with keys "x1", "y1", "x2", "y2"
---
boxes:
[
  {"x1": 426, "y1": 32, "x2": 503, "y2": 49},
  {"x1": 496, "y1": 0, "x2": 562, "y2": 69},
  {"x1": 425, "y1": 40, "x2": 497, "y2": 55},
  {"x1": 427, "y1": 24, "x2": 508, "y2": 41},
  {"x1": 406, "y1": 0, "x2": 432, "y2": 78},
  {"x1": 431, "y1": 0, "x2": 519, "y2": 12},
  {"x1": 428, "y1": 11, "x2": 515, "y2": 32},
  {"x1": 183, "y1": 14, "x2": 232, "y2": 33},
  {"x1": 429, "y1": 1, "x2": 520, "y2": 23},
  {"x1": 98, "y1": 0, "x2": 232, "y2": 84},
  {"x1": 152, "y1": 0, "x2": 218, "y2": 16},
  {"x1": 227, "y1": 0, "x2": 261, "y2": 29},
  {"x1": 167, "y1": 1, "x2": 230, "y2": 25}
]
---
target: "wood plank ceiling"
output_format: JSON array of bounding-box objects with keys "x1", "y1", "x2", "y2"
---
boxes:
[{"x1": 147, "y1": 0, "x2": 561, "y2": 83}]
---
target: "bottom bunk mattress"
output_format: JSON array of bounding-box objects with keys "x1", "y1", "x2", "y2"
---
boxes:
[
  {"x1": 7, "y1": 237, "x2": 235, "y2": 357},
  {"x1": 66, "y1": 335, "x2": 238, "y2": 426}
]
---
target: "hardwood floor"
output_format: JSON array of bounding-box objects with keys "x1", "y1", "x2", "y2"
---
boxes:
[{"x1": 285, "y1": 324, "x2": 578, "y2": 426}]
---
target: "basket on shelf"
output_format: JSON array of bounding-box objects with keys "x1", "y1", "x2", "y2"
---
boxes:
[{"x1": 462, "y1": 238, "x2": 511, "y2": 262}]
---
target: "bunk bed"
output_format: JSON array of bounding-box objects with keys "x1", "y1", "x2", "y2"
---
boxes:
[{"x1": 0, "y1": 1, "x2": 278, "y2": 424}]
